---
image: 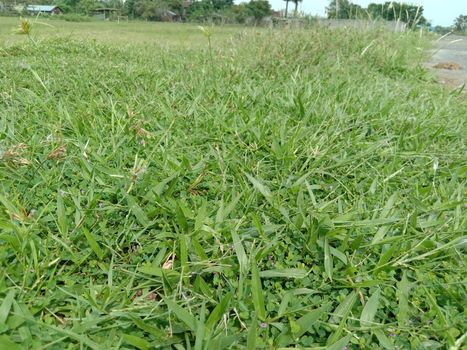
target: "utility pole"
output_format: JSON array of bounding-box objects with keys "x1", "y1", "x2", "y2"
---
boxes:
[{"x1": 336, "y1": 0, "x2": 339, "y2": 19}]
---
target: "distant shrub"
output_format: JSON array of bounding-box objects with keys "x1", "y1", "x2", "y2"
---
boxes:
[
  {"x1": 0, "y1": 9, "x2": 20, "y2": 17},
  {"x1": 60, "y1": 14, "x2": 93, "y2": 22}
]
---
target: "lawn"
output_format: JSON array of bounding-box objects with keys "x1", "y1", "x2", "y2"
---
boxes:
[
  {"x1": 0, "y1": 16, "x2": 242, "y2": 46},
  {"x1": 0, "y1": 18, "x2": 466, "y2": 349}
]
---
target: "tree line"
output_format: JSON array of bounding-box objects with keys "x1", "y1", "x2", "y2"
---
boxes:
[
  {"x1": 0, "y1": 0, "x2": 274, "y2": 23},
  {"x1": 124, "y1": 0, "x2": 272, "y2": 22},
  {"x1": 326, "y1": 0, "x2": 428, "y2": 27},
  {"x1": 2, "y1": 0, "x2": 466, "y2": 33}
]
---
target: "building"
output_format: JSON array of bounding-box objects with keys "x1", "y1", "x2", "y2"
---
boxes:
[
  {"x1": 26, "y1": 5, "x2": 62, "y2": 15},
  {"x1": 94, "y1": 8, "x2": 118, "y2": 20},
  {"x1": 161, "y1": 10, "x2": 181, "y2": 22}
]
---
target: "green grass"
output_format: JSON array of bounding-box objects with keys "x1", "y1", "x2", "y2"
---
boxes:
[
  {"x1": 0, "y1": 16, "x2": 242, "y2": 47},
  {"x1": 0, "y1": 18, "x2": 466, "y2": 349}
]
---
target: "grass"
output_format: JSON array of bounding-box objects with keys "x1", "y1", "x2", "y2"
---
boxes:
[
  {"x1": 0, "y1": 16, "x2": 242, "y2": 47},
  {"x1": 0, "y1": 18, "x2": 466, "y2": 349}
]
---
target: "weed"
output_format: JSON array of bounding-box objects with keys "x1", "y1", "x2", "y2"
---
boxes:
[{"x1": 17, "y1": 17, "x2": 32, "y2": 35}]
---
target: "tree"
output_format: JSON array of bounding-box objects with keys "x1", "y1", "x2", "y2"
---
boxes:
[
  {"x1": 209, "y1": 0, "x2": 234, "y2": 10},
  {"x1": 367, "y1": 2, "x2": 427, "y2": 27},
  {"x1": 367, "y1": 2, "x2": 383, "y2": 19},
  {"x1": 229, "y1": 3, "x2": 248, "y2": 23},
  {"x1": 433, "y1": 25, "x2": 451, "y2": 35},
  {"x1": 125, "y1": 0, "x2": 137, "y2": 17},
  {"x1": 186, "y1": 0, "x2": 233, "y2": 21},
  {"x1": 454, "y1": 15, "x2": 467, "y2": 32},
  {"x1": 328, "y1": 1, "x2": 427, "y2": 25},
  {"x1": 326, "y1": 0, "x2": 363, "y2": 19},
  {"x1": 76, "y1": 0, "x2": 97, "y2": 16},
  {"x1": 327, "y1": 0, "x2": 347, "y2": 19},
  {"x1": 283, "y1": 0, "x2": 289, "y2": 17},
  {"x1": 56, "y1": 0, "x2": 80, "y2": 12},
  {"x1": 187, "y1": 0, "x2": 213, "y2": 21},
  {"x1": 290, "y1": 0, "x2": 302, "y2": 16},
  {"x1": 246, "y1": 0, "x2": 271, "y2": 23}
]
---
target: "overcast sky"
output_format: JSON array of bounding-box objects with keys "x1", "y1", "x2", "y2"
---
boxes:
[{"x1": 236, "y1": 0, "x2": 466, "y2": 26}]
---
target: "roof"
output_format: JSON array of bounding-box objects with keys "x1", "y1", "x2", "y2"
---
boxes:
[{"x1": 26, "y1": 5, "x2": 60, "y2": 12}]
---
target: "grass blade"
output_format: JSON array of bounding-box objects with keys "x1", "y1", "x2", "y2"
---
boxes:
[
  {"x1": 0, "y1": 290, "x2": 15, "y2": 324},
  {"x1": 130, "y1": 317, "x2": 167, "y2": 340},
  {"x1": 0, "y1": 195, "x2": 21, "y2": 221},
  {"x1": 138, "y1": 266, "x2": 180, "y2": 279},
  {"x1": 294, "y1": 304, "x2": 330, "y2": 338},
  {"x1": 327, "y1": 334, "x2": 352, "y2": 350},
  {"x1": 245, "y1": 173, "x2": 272, "y2": 199},
  {"x1": 57, "y1": 191, "x2": 68, "y2": 237},
  {"x1": 164, "y1": 298, "x2": 197, "y2": 332},
  {"x1": 397, "y1": 271, "x2": 409, "y2": 327},
  {"x1": 82, "y1": 228, "x2": 104, "y2": 260},
  {"x1": 122, "y1": 334, "x2": 150, "y2": 350},
  {"x1": 247, "y1": 314, "x2": 257, "y2": 350},
  {"x1": 278, "y1": 293, "x2": 292, "y2": 318},
  {"x1": 324, "y1": 237, "x2": 333, "y2": 281},
  {"x1": 259, "y1": 269, "x2": 308, "y2": 279},
  {"x1": 0, "y1": 336, "x2": 23, "y2": 350},
  {"x1": 179, "y1": 234, "x2": 189, "y2": 285},
  {"x1": 251, "y1": 260, "x2": 266, "y2": 320},
  {"x1": 360, "y1": 288, "x2": 381, "y2": 327},
  {"x1": 205, "y1": 292, "x2": 232, "y2": 331},
  {"x1": 194, "y1": 302, "x2": 206, "y2": 350},
  {"x1": 329, "y1": 291, "x2": 356, "y2": 324},
  {"x1": 231, "y1": 230, "x2": 248, "y2": 275},
  {"x1": 373, "y1": 329, "x2": 395, "y2": 350},
  {"x1": 124, "y1": 193, "x2": 149, "y2": 227}
]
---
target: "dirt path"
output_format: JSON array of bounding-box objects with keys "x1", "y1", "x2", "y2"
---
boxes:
[{"x1": 426, "y1": 35, "x2": 467, "y2": 88}]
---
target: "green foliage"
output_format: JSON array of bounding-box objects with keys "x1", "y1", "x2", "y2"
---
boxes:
[
  {"x1": 186, "y1": 0, "x2": 247, "y2": 23},
  {"x1": 433, "y1": 25, "x2": 451, "y2": 35},
  {"x1": 246, "y1": 0, "x2": 271, "y2": 22},
  {"x1": 326, "y1": 0, "x2": 365, "y2": 20},
  {"x1": 454, "y1": 14, "x2": 467, "y2": 32},
  {"x1": 135, "y1": 0, "x2": 171, "y2": 21},
  {"x1": 228, "y1": 3, "x2": 249, "y2": 23},
  {"x1": 327, "y1": 0, "x2": 428, "y2": 26},
  {"x1": 59, "y1": 13, "x2": 93, "y2": 21},
  {"x1": 0, "y1": 21, "x2": 466, "y2": 349},
  {"x1": 367, "y1": 1, "x2": 428, "y2": 27},
  {"x1": 76, "y1": 0, "x2": 98, "y2": 16}
]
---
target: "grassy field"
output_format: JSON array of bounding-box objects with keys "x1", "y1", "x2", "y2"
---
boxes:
[
  {"x1": 0, "y1": 17, "x2": 466, "y2": 349},
  {"x1": 0, "y1": 17, "x2": 242, "y2": 47}
]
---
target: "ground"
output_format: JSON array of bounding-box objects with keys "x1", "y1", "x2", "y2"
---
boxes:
[
  {"x1": 0, "y1": 17, "x2": 466, "y2": 350},
  {"x1": 427, "y1": 34, "x2": 467, "y2": 89}
]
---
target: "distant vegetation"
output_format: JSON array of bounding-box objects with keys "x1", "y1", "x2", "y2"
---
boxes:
[
  {"x1": 432, "y1": 14, "x2": 467, "y2": 35},
  {"x1": 326, "y1": 0, "x2": 428, "y2": 27},
  {"x1": 0, "y1": 0, "x2": 276, "y2": 23}
]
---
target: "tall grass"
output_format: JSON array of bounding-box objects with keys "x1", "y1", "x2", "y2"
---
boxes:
[
  {"x1": 17, "y1": 18, "x2": 32, "y2": 35},
  {"x1": 0, "y1": 24, "x2": 465, "y2": 349}
]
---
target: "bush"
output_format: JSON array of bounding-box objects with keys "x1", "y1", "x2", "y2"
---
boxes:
[{"x1": 60, "y1": 13, "x2": 93, "y2": 22}]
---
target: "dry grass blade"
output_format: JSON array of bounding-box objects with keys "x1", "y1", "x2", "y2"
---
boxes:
[{"x1": 47, "y1": 144, "x2": 67, "y2": 160}]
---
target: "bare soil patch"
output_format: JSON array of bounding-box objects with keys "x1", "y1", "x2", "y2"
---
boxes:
[
  {"x1": 432, "y1": 62, "x2": 462, "y2": 70},
  {"x1": 427, "y1": 35, "x2": 467, "y2": 88}
]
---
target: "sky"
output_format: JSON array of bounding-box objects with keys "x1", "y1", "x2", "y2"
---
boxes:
[{"x1": 238, "y1": 0, "x2": 467, "y2": 26}]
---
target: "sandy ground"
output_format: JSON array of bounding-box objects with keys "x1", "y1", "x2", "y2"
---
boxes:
[{"x1": 426, "y1": 35, "x2": 467, "y2": 88}]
